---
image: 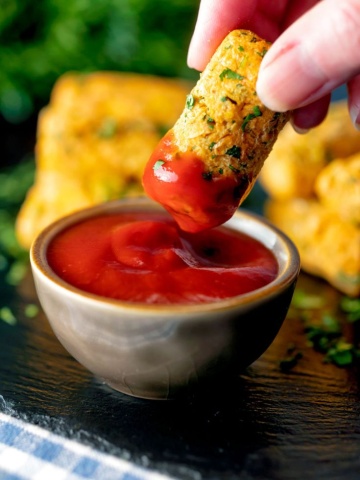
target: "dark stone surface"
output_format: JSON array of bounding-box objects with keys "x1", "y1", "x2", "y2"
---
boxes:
[{"x1": 1, "y1": 271, "x2": 360, "y2": 479}]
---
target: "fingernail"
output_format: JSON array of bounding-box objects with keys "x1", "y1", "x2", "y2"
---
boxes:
[
  {"x1": 350, "y1": 104, "x2": 360, "y2": 130},
  {"x1": 291, "y1": 124, "x2": 310, "y2": 135}
]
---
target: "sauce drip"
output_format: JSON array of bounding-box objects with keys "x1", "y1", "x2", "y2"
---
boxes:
[
  {"x1": 143, "y1": 131, "x2": 249, "y2": 232},
  {"x1": 47, "y1": 211, "x2": 278, "y2": 305}
]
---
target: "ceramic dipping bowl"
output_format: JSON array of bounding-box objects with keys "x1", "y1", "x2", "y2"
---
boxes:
[{"x1": 30, "y1": 197, "x2": 300, "y2": 400}]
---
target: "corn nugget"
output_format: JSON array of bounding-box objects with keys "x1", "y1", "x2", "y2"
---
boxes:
[
  {"x1": 315, "y1": 153, "x2": 360, "y2": 225},
  {"x1": 260, "y1": 100, "x2": 360, "y2": 200},
  {"x1": 265, "y1": 198, "x2": 360, "y2": 297},
  {"x1": 143, "y1": 30, "x2": 289, "y2": 232}
]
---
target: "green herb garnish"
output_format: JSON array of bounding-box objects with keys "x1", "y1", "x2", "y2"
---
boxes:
[
  {"x1": 229, "y1": 164, "x2": 240, "y2": 174},
  {"x1": 209, "y1": 142, "x2": 216, "y2": 151},
  {"x1": 0, "y1": 307, "x2": 17, "y2": 326},
  {"x1": 219, "y1": 69, "x2": 244, "y2": 81},
  {"x1": 225, "y1": 145, "x2": 241, "y2": 159},
  {"x1": 24, "y1": 304, "x2": 39, "y2": 318},
  {"x1": 279, "y1": 345, "x2": 303, "y2": 373},
  {"x1": 241, "y1": 106, "x2": 262, "y2": 131},
  {"x1": 290, "y1": 287, "x2": 360, "y2": 369},
  {"x1": 340, "y1": 296, "x2": 360, "y2": 322},
  {"x1": 325, "y1": 340, "x2": 357, "y2": 367},
  {"x1": 186, "y1": 94, "x2": 195, "y2": 109},
  {"x1": 98, "y1": 118, "x2": 117, "y2": 138},
  {"x1": 207, "y1": 117, "x2": 215, "y2": 129},
  {"x1": 257, "y1": 48, "x2": 268, "y2": 58},
  {"x1": 291, "y1": 290, "x2": 326, "y2": 309}
]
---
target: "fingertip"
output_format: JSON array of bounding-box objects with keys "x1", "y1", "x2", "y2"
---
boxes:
[
  {"x1": 187, "y1": 0, "x2": 257, "y2": 71},
  {"x1": 256, "y1": 72, "x2": 290, "y2": 112},
  {"x1": 187, "y1": 35, "x2": 210, "y2": 71}
]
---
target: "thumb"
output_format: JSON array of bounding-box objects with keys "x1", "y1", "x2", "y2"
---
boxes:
[{"x1": 256, "y1": 0, "x2": 360, "y2": 112}]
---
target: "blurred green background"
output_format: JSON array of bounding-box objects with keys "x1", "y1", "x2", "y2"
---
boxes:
[{"x1": 0, "y1": 0, "x2": 198, "y2": 126}]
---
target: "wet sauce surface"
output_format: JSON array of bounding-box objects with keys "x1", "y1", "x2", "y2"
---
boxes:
[
  {"x1": 47, "y1": 211, "x2": 278, "y2": 305},
  {"x1": 143, "y1": 132, "x2": 249, "y2": 232}
]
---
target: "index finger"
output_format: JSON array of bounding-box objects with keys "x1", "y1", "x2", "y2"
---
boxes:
[{"x1": 187, "y1": 0, "x2": 257, "y2": 70}]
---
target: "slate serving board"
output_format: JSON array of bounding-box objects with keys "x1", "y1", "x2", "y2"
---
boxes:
[{"x1": 1, "y1": 269, "x2": 360, "y2": 480}]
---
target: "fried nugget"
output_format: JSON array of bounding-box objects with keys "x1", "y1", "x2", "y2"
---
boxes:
[
  {"x1": 143, "y1": 30, "x2": 289, "y2": 232},
  {"x1": 315, "y1": 153, "x2": 360, "y2": 225},
  {"x1": 265, "y1": 198, "x2": 360, "y2": 297},
  {"x1": 260, "y1": 100, "x2": 360, "y2": 200}
]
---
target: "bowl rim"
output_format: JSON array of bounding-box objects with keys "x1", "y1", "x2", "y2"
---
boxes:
[{"x1": 30, "y1": 196, "x2": 300, "y2": 315}]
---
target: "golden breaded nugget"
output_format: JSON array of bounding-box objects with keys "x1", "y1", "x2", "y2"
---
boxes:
[
  {"x1": 143, "y1": 30, "x2": 289, "y2": 232},
  {"x1": 42, "y1": 72, "x2": 192, "y2": 136},
  {"x1": 260, "y1": 100, "x2": 360, "y2": 200},
  {"x1": 315, "y1": 153, "x2": 360, "y2": 225},
  {"x1": 265, "y1": 198, "x2": 360, "y2": 297},
  {"x1": 16, "y1": 72, "x2": 191, "y2": 249}
]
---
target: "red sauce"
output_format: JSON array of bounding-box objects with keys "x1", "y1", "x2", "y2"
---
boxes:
[
  {"x1": 47, "y1": 211, "x2": 278, "y2": 305},
  {"x1": 143, "y1": 131, "x2": 250, "y2": 232}
]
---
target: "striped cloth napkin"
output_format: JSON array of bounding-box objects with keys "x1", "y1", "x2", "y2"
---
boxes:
[{"x1": 0, "y1": 413, "x2": 172, "y2": 480}]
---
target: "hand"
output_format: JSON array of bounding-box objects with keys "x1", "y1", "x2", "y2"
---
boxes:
[{"x1": 188, "y1": 0, "x2": 360, "y2": 131}]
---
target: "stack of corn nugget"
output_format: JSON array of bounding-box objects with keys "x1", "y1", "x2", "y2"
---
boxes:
[{"x1": 260, "y1": 101, "x2": 360, "y2": 297}]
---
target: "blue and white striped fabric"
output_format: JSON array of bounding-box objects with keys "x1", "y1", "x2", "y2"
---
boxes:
[{"x1": 0, "y1": 413, "x2": 173, "y2": 480}]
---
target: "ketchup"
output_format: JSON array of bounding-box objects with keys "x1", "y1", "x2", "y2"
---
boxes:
[
  {"x1": 143, "y1": 131, "x2": 250, "y2": 233},
  {"x1": 47, "y1": 211, "x2": 278, "y2": 305}
]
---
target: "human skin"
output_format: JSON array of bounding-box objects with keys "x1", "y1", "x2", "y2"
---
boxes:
[{"x1": 187, "y1": 0, "x2": 360, "y2": 131}]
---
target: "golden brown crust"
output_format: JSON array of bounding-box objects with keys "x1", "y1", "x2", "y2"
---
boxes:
[
  {"x1": 260, "y1": 99, "x2": 360, "y2": 295},
  {"x1": 260, "y1": 100, "x2": 360, "y2": 200},
  {"x1": 314, "y1": 153, "x2": 360, "y2": 225},
  {"x1": 172, "y1": 30, "x2": 289, "y2": 202},
  {"x1": 265, "y1": 198, "x2": 360, "y2": 297}
]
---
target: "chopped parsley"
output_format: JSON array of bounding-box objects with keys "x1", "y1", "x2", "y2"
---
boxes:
[
  {"x1": 241, "y1": 105, "x2": 262, "y2": 131},
  {"x1": 325, "y1": 340, "x2": 359, "y2": 367},
  {"x1": 219, "y1": 68, "x2": 244, "y2": 81},
  {"x1": 98, "y1": 118, "x2": 117, "y2": 138},
  {"x1": 340, "y1": 296, "x2": 360, "y2": 322},
  {"x1": 207, "y1": 117, "x2": 215, "y2": 129},
  {"x1": 186, "y1": 94, "x2": 195, "y2": 109},
  {"x1": 209, "y1": 142, "x2": 216, "y2": 151},
  {"x1": 229, "y1": 164, "x2": 240, "y2": 174},
  {"x1": 238, "y1": 46, "x2": 245, "y2": 52},
  {"x1": 291, "y1": 289, "x2": 326, "y2": 309},
  {"x1": 24, "y1": 303, "x2": 39, "y2": 318},
  {"x1": 225, "y1": 145, "x2": 241, "y2": 159},
  {"x1": 153, "y1": 160, "x2": 165, "y2": 170},
  {"x1": 257, "y1": 48, "x2": 268, "y2": 58},
  {"x1": 0, "y1": 307, "x2": 16, "y2": 326},
  {"x1": 279, "y1": 345, "x2": 303, "y2": 373},
  {"x1": 290, "y1": 289, "x2": 360, "y2": 368},
  {"x1": 218, "y1": 168, "x2": 224, "y2": 174}
]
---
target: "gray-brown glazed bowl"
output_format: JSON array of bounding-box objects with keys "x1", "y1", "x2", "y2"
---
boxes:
[{"x1": 30, "y1": 197, "x2": 300, "y2": 400}]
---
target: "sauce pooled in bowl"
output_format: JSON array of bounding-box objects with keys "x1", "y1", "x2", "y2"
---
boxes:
[{"x1": 47, "y1": 210, "x2": 278, "y2": 305}]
